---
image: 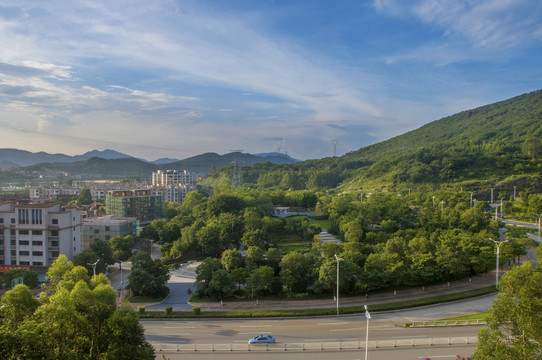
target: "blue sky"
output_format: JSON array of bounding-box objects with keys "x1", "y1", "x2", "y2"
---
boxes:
[{"x1": 0, "y1": 0, "x2": 541, "y2": 161}]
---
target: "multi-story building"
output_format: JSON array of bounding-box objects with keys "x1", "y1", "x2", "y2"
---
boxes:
[
  {"x1": 81, "y1": 215, "x2": 138, "y2": 250},
  {"x1": 30, "y1": 187, "x2": 81, "y2": 203},
  {"x1": 105, "y1": 190, "x2": 163, "y2": 225},
  {"x1": 0, "y1": 202, "x2": 83, "y2": 268},
  {"x1": 151, "y1": 169, "x2": 197, "y2": 203},
  {"x1": 152, "y1": 169, "x2": 195, "y2": 187}
]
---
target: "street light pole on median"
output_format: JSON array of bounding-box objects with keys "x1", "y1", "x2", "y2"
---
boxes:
[
  {"x1": 364, "y1": 304, "x2": 371, "y2": 360},
  {"x1": 335, "y1": 254, "x2": 342, "y2": 316},
  {"x1": 490, "y1": 238, "x2": 508, "y2": 288}
]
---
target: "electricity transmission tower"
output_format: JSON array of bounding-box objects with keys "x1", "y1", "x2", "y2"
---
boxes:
[
  {"x1": 332, "y1": 139, "x2": 339, "y2": 157},
  {"x1": 230, "y1": 150, "x2": 244, "y2": 188}
]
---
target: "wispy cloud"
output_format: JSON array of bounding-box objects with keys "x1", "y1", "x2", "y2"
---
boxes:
[{"x1": 0, "y1": 1, "x2": 540, "y2": 160}]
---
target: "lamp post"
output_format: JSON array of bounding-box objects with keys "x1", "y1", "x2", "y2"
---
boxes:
[
  {"x1": 490, "y1": 238, "x2": 508, "y2": 288},
  {"x1": 364, "y1": 305, "x2": 371, "y2": 360},
  {"x1": 116, "y1": 260, "x2": 123, "y2": 291},
  {"x1": 534, "y1": 213, "x2": 541, "y2": 243},
  {"x1": 87, "y1": 259, "x2": 100, "y2": 280},
  {"x1": 335, "y1": 254, "x2": 342, "y2": 316},
  {"x1": 490, "y1": 188, "x2": 494, "y2": 205}
]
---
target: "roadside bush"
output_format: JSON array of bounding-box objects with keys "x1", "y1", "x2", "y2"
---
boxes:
[
  {"x1": 138, "y1": 306, "x2": 145, "y2": 313},
  {"x1": 192, "y1": 306, "x2": 201, "y2": 315},
  {"x1": 165, "y1": 306, "x2": 172, "y2": 315}
]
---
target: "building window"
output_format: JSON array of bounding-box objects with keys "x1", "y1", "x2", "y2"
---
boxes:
[
  {"x1": 20, "y1": 261, "x2": 30, "y2": 266},
  {"x1": 52, "y1": 251, "x2": 59, "y2": 257},
  {"x1": 10, "y1": 229, "x2": 15, "y2": 236},
  {"x1": 19, "y1": 251, "x2": 30, "y2": 256},
  {"x1": 50, "y1": 230, "x2": 59, "y2": 236},
  {"x1": 10, "y1": 239, "x2": 16, "y2": 246},
  {"x1": 19, "y1": 230, "x2": 29, "y2": 235},
  {"x1": 11, "y1": 218, "x2": 15, "y2": 223},
  {"x1": 0, "y1": 218, "x2": 3, "y2": 223},
  {"x1": 51, "y1": 241, "x2": 59, "y2": 247},
  {"x1": 52, "y1": 219, "x2": 58, "y2": 224},
  {"x1": 32, "y1": 251, "x2": 43, "y2": 256},
  {"x1": 11, "y1": 250, "x2": 16, "y2": 256},
  {"x1": 33, "y1": 262, "x2": 43, "y2": 266},
  {"x1": 32, "y1": 240, "x2": 43, "y2": 246},
  {"x1": 19, "y1": 240, "x2": 29, "y2": 246},
  {"x1": 32, "y1": 230, "x2": 43, "y2": 235},
  {"x1": 105, "y1": 226, "x2": 110, "y2": 231},
  {"x1": 94, "y1": 229, "x2": 99, "y2": 234}
]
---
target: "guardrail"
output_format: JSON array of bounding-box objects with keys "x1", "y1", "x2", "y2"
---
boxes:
[
  {"x1": 409, "y1": 319, "x2": 486, "y2": 327},
  {"x1": 153, "y1": 336, "x2": 478, "y2": 353}
]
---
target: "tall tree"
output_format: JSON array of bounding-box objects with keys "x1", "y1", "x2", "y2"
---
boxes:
[{"x1": 474, "y1": 262, "x2": 542, "y2": 359}]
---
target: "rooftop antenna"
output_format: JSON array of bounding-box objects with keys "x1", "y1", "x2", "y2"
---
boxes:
[
  {"x1": 332, "y1": 139, "x2": 339, "y2": 157},
  {"x1": 230, "y1": 149, "x2": 244, "y2": 188}
]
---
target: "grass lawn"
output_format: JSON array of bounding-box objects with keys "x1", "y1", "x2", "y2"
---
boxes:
[
  {"x1": 275, "y1": 234, "x2": 311, "y2": 253},
  {"x1": 309, "y1": 218, "x2": 332, "y2": 230},
  {"x1": 442, "y1": 312, "x2": 490, "y2": 321}
]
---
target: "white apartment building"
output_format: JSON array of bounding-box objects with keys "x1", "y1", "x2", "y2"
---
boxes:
[
  {"x1": 0, "y1": 202, "x2": 83, "y2": 268},
  {"x1": 152, "y1": 169, "x2": 196, "y2": 187},
  {"x1": 151, "y1": 169, "x2": 197, "y2": 204}
]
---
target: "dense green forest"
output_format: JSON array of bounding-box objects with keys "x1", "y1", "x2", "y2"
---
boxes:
[
  {"x1": 203, "y1": 90, "x2": 542, "y2": 194},
  {"x1": 138, "y1": 187, "x2": 540, "y2": 300}
]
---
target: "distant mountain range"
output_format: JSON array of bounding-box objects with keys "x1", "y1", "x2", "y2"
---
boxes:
[{"x1": 0, "y1": 148, "x2": 298, "y2": 178}]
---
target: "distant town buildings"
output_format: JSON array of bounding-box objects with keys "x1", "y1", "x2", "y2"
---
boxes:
[
  {"x1": 0, "y1": 202, "x2": 82, "y2": 269},
  {"x1": 81, "y1": 215, "x2": 138, "y2": 250}
]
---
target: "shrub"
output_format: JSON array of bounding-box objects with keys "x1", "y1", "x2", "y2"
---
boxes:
[
  {"x1": 192, "y1": 306, "x2": 201, "y2": 315},
  {"x1": 138, "y1": 306, "x2": 145, "y2": 313},
  {"x1": 165, "y1": 306, "x2": 172, "y2": 315}
]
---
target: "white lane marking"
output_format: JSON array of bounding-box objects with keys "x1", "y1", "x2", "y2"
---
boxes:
[
  {"x1": 163, "y1": 326, "x2": 195, "y2": 329},
  {"x1": 240, "y1": 325, "x2": 272, "y2": 328},
  {"x1": 330, "y1": 327, "x2": 364, "y2": 332},
  {"x1": 304, "y1": 338, "x2": 357, "y2": 342},
  {"x1": 318, "y1": 322, "x2": 349, "y2": 326},
  {"x1": 238, "y1": 332, "x2": 273, "y2": 335},
  {"x1": 392, "y1": 335, "x2": 430, "y2": 339}
]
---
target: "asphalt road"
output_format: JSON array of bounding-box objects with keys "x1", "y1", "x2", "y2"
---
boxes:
[{"x1": 143, "y1": 292, "x2": 495, "y2": 344}]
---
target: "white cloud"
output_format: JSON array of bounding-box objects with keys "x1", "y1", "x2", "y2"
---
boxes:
[{"x1": 375, "y1": 0, "x2": 542, "y2": 49}]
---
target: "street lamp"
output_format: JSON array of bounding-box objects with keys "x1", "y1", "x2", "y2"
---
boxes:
[
  {"x1": 116, "y1": 260, "x2": 123, "y2": 291},
  {"x1": 87, "y1": 259, "x2": 100, "y2": 280},
  {"x1": 364, "y1": 305, "x2": 371, "y2": 360},
  {"x1": 534, "y1": 213, "x2": 541, "y2": 243},
  {"x1": 490, "y1": 238, "x2": 508, "y2": 288},
  {"x1": 335, "y1": 254, "x2": 342, "y2": 316},
  {"x1": 490, "y1": 188, "x2": 494, "y2": 205}
]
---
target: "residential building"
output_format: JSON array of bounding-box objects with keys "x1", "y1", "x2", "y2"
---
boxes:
[
  {"x1": 0, "y1": 202, "x2": 83, "y2": 268},
  {"x1": 81, "y1": 215, "x2": 138, "y2": 250},
  {"x1": 105, "y1": 190, "x2": 163, "y2": 225},
  {"x1": 151, "y1": 169, "x2": 197, "y2": 203}
]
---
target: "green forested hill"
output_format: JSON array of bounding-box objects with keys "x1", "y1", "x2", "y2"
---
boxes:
[{"x1": 208, "y1": 90, "x2": 542, "y2": 192}]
